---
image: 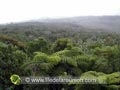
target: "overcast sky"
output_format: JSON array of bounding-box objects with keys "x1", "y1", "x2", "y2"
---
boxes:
[{"x1": 0, "y1": 0, "x2": 120, "y2": 24}]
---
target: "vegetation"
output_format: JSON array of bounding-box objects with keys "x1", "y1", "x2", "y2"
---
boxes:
[{"x1": 0, "y1": 17, "x2": 120, "y2": 90}]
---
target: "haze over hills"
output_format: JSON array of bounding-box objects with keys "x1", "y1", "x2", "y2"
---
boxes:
[{"x1": 0, "y1": 16, "x2": 120, "y2": 32}]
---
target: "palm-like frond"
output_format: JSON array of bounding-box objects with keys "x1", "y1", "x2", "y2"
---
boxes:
[{"x1": 22, "y1": 52, "x2": 61, "y2": 73}]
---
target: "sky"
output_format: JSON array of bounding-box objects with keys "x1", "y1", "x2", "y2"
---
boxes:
[{"x1": 0, "y1": 0, "x2": 120, "y2": 24}]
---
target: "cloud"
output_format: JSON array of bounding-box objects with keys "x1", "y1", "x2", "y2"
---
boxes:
[{"x1": 0, "y1": 0, "x2": 120, "y2": 23}]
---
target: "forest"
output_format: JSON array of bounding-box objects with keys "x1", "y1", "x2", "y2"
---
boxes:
[{"x1": 0, "y1": 16, "x2": 120, "y2": 90}]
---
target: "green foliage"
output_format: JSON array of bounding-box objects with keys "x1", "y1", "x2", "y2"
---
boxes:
[
  {"x1": 54, "y1": 47, "x2": 83, "y2": 67},
  {"x1": 0, "y1": 41, "x2": 8, "y2": 48},
  {"x1": 92, "y1": 45, "x2": 120, "y2": 73},
  {"x1": 76, "y1": 55, "x2": 97, "y2": 71},
  {"x1": 75, "y1": 71, "x2": 120, "y2": 90},
  {"x1": 1, "y1": 34, "x2": 120, "y2": 90},
  {"x1": 92, "y1": 46, "x2": 119, "y2": 57},
  {"x1": 27, "y1": 37, "x2": 49, "y2": 54},
  {"x1": 107, "y1": 72, "x2": 120, "y2": 85},
  {"x1": 53, "y1": 38, "x2": 73, "y2": 52},
  {"x1": 0, "y1": 43, "x2": 28, "y2": 90},
  {"x1": 0, "y1": 35, "x2": 26, "y2": 49},
  {"x1": 22, "y1": 52, "x2": 61, "y2": 75}
]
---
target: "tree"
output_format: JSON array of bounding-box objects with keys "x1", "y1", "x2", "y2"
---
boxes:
[
  {"x1": 27, "y1": 37, "x2": 49, "y2": 54},
  {"x1": 22, "y1": 52, "x2": 61, "y2": 76},
  {"x1": 53, "y1": 38, "x2": 72, "y2": 52},
  {"x1": 0, "y1": 43, "x2": 28, "y2": 90}
]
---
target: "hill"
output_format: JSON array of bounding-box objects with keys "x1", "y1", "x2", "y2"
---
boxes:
[{"x1": 0, "y1": 16, "x2": 120, "y2": 41}]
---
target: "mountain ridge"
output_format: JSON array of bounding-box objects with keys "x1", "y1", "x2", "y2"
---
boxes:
[{"x1": 0, "y1": 16, "x2": 120, "y2": 32}]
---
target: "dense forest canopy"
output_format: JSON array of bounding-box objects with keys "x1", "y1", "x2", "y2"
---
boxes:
[{"x1": 0, "y1": 16, "x2": 120, "y2": 90}]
